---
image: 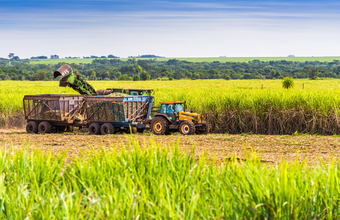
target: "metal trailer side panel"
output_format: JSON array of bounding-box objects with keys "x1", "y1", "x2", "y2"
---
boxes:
[
  {"x1": 86, "y1": 96, "x2": 153, "y2": 128},
  {"x1": 23, "y1": 95, "x2": 86, "y2": 126}
]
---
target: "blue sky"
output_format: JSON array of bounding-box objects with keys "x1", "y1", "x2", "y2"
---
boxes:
[{"x1": 1, "y1": 0, "x2": 340, "y2": 58}]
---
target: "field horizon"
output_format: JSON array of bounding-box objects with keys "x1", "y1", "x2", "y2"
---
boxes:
[{"x1": 27, "y1": 56, "x2": 340, "y2": 65}]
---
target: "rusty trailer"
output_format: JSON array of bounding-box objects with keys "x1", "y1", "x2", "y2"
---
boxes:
[
  {"x1": 24, "y1": 94, "x2": 86, "y2": 133},
  {"x1": 23, "y1": 94, "x2": 154, "y2": 134}
]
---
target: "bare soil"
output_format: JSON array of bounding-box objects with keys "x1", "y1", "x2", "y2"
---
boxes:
[{"x1": 1, "y1": 129, "x2": 340, "y2": 164}]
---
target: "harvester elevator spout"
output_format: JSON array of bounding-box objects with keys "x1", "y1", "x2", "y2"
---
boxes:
[{"x1": 53, "y1": 64, "x2": 97, "y2": 96}]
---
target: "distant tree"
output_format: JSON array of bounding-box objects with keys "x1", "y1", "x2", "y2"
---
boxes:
[
  {"x1": 120, "y1": 74, "x2": 128, "y2": 80},
  {"x1": 308, "y1": 67, "x2": 319, "y2": 80},
  {"x1": 8, "y1": 53, "x2": 14, "y2": 59},
  {"x1": 115, "y1": 71, "x2": 122, "y2": 80},
  {"x1": 108, "y1": 55, "x2": 119, "y2": 58},
  {"x1": 31, "y1": 71, "x2": 47, "y2": 81},
  {"x1": 270, "y1": 70, "x2": 276, "y2": 79},
  {"x1": 91, "y1": 71, "x2": 96, "y2": 80},
  {"x1": 243, "y1": 73, "x2": 253, "y2": 79},
  {"x1": 50, "y1": 55, "x2": 59, "y2": 59},
  {"x1": 282, "y1": 77, "x2": 294, "y2": 89},
  {"x1": 136, "y1": 65, "x2": 142, "y2": 74},
  {"x1": 140, "y1": 71, "x2": 150, "y2": 80},
  {"x1": 231, "y1": 73, "x2": 242, "y2": 79},
  {"x1": 133, "y1": 75, "x2": 140, "y2": 81},
  {"x1": 334, "y1": 66, "x2": 340, "y2": 75},
  {"x1": 11, "y1": 56, "x2": 20, "y2": 60},
  {"x1": 225, "y1": 75, "x2": 231, "y2": 80}
]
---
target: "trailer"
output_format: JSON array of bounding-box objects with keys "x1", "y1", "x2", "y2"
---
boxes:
[
  {"x1": 86, "y1": 95, "x2": 153, "y2": 134},
  {"x1": 23, "y1": 94, "x2": 154, "y2": 134}
]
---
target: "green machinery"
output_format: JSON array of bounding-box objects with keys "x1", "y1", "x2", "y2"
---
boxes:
[
  {"x1": 53, "y1": 65, "x2": 153, "y2": 96},
  {"x1": 53, "y1": 65, "x2": 97, "y2": 96}
]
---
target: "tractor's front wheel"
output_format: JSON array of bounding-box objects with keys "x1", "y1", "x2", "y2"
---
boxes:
[
  {"x1": 179, "y1": 120, "x2": 195, "y2": 135},
  {"x1": 151, "y1": 117, "x2": 170, "y2": 135}
]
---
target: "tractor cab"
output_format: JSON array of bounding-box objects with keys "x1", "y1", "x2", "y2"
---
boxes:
[
  {"x1": 159, "y1": 101, "x2": 185, "y2": 121},
  {"x1": 151, "y1": 101, "x2": 210, "y2": 135}
]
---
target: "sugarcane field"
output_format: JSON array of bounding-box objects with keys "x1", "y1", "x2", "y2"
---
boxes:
[
  {"x1": 2, "y1": 0, "x2": 340, "y2": 217},
  {"x1": 1, "y1": 64, "x2": 340, "y2": 218}
]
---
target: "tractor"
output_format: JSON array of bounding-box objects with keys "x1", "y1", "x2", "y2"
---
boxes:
[{"x1": 151, "y1": 101, "x2": 210, "y2": 135}]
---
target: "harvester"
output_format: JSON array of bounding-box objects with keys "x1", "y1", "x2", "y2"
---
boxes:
[{"x1": 53, "y1": 65, "x2": 153, "y2": 96}]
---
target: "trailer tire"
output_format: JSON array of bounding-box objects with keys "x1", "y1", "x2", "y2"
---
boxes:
[
  {"x1": 137, "y1": 128, "x2": 145, "y2": 133},
  {"x1": 151, "y1": 117, "x2": 170, "y2": 135},
  {"x1": 179, "y1": 120, "x2": 195, "y2": 135},
  {"x1": 38, "y1": 121, "x2": 52, "y2": 134},
  {"x1": 131, "y1": 127, "x2": 137, "y2": 134},
  {"x1": 101, "y1": 123, "x2": 114, "y2": 135},
  {"x1": 26, "y1": 122, "x2": 38, "y2": 134},
  {"x1": 89, "y1": 123, "x2": 101, "y2": 135}
]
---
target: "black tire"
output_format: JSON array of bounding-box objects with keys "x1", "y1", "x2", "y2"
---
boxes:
[
  {"x1": 38, "y1": 121, "x2": 52, "y2": 134},
  {"x1": 89, "y1": 123, "x2": 101, "y2": 135},
  {"x1": 131, "y1": 127, "x2": 137, "y2": 134},
  {"x1": 56, "y1": 126, "x2": 67, "y2": 133},
  {"x1": 26, "y1": 121, "x2": 38, "y2": 134},
  {"x1": 67, "y1": 126, "x2": 74, "y2": 132},
  {"x1": 151, "y1": 117, "x2": 170, "y2": 135},
  {"x1": 101, "y1": 123, "x2": 114, "y2": 135},
  {"x1": 179, "y1": 120, "x2": 195, "y2": 135},
  {"x1": 137, "y1": 128, "x2": 145, "y2": 133},
  {"x1": 196, "y1": 124, "x2": 210, "y2": 135}
]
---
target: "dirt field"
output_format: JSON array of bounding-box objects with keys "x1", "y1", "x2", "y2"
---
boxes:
[{"x1": 1, "y1": 129, "x2": 340, "y2": 164}]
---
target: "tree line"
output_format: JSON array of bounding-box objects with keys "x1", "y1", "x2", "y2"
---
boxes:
[{"x1": 0, "y1": 58, "x2": 340, "y2": 81}]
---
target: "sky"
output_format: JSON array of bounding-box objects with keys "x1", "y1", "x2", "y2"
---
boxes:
[{"x1": 0, "y1": 0, "x2": 340, "y2": 58}]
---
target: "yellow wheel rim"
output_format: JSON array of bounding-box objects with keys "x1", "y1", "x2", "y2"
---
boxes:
[{"x1": 153, "y1": 121, "x2": 163, "y2": 133}]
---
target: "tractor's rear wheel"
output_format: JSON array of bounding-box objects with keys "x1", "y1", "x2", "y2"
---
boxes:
[
  {"x1": 26, "y1": 121, "x2": 38, "y2": 134},
  {"x1": 89, "y1": 123, "x2": 101, "y2": 135},
  {"x1": 151, "y1": 117, "x2": 170, "y2": 135},
  {"x1": 101, "y1": 123, "x2": 114, "y2": 135},
  {"x1": 38, "y1": 121, "x2": 52, "y2": 134},
  {"x1": 179, "y1": 120, "x2": 195, "y2": 135}
]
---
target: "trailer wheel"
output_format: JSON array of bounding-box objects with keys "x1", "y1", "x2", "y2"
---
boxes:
[
  {"x1": 137, "y1": 128, "x2": 145, "y2": 133},
  {"x1": 89, "y1": 123, "x2": 101, "y2": 135},
  {"x1": 26, "y1": 122, "x2": 38, "y2": 134},
  {"x1": 179, "y1": 120, "x2": 195, "y2": 135},
  {"x1": 151, "y1": 117, "x2": 170, "y2": 135},
  {"x1": 38, "y1": 121, "x2": 52, "y2": 134},
  {"x1": 131, "y1": 127, "x2": 137, "y2": 134},
  {"x1": 101, "y1": 123, "x2": 114, "y2": 135}
]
